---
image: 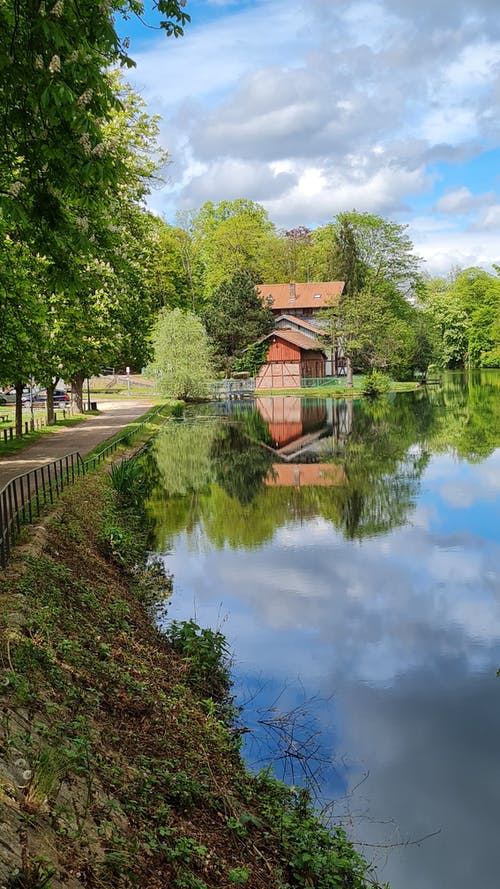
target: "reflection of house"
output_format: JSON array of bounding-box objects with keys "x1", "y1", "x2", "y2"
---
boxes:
[
  {"x1": 255, "y1": 330, "x2": 327, "y2": 391},
  {"x1": 256, "y1": 281, "x2": 346, "y2": 382},
  {"x1": 266, "y1": 463, "x2": 346, "y2": 488},
  {"x1": 256, "y1": 396, "x2": 326, "y2": 448},
  {"x1": 254, "y1": 396, "x2": 353, "y2": 460}
]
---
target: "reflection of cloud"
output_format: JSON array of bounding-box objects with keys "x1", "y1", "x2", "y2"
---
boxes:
[
  {"x1": 163, "y1": 499, "x2": 499, "y2": 687},
  {"x1": 155, "y1": 426, "x2": 500, "y2": 889},
  {"x1": 339, "y1": 675, "x2": 500, "y2": 889},
  {"x1": 439, "y1": 455, "x2": 500, "y2": 507}
]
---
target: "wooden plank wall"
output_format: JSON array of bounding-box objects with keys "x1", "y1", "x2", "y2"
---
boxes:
[
  {"x1": 255, "y1": 362, "x2": 301, "y2": 390},
  {"x1": 267, "y1": 340, "x2": 301, "y2": 362}
]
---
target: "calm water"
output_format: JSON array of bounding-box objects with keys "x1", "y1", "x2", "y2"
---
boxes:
[{"x1": 143, "y1": 371, "x2": 500, "y2": 889}]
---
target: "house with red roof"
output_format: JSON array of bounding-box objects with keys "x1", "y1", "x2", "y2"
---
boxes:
[
  {"x1": 257, "y1": 281, "x2": 344, "y2": 324},
  {"x1": 255, "y1": 281, "x2": 346, "y2": 383}
]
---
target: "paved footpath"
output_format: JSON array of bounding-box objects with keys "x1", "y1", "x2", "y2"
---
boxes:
[{"x1": 0, "y1": 399, "x2": 153, "y2": 491}]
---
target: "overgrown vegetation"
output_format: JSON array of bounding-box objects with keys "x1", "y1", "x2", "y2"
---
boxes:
[
  {"x1": 362, "y1": 371, "x2": 391, "y2": 398},
  {"x1": 0, "y1": 468, "x2": 388, "y2": 888}
]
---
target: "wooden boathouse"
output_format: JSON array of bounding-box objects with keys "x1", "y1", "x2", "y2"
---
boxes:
[{"x1": 255, "y1": 329, "x2": 327, "y2": 391}]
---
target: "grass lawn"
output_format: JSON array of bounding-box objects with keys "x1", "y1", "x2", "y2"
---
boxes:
[{"x1": 255, "y1": 376, "x2": 420, "y2": 398}]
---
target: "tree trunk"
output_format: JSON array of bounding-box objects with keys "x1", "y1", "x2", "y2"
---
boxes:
[
  {"x1": 71, "y1": 371, "x2": 85, "y2": 413},
  {"x1": 46, "y1": 381, "x2": 56, "y2": 425},
  {"x1": 346, "y1": 356, "x2": 353, "y2": 388},
  {"x1": 15, "y1": 381, "x2": 23, "y2": 437}
]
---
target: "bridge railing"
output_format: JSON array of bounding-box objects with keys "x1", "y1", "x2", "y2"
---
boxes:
[{"x1": 210, "y1": 379, "x2": 256, "y2": 399}]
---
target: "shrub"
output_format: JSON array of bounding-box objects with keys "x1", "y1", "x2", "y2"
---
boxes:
[{"x1": 362, "y1": 370, "x2": 390, "y2": 398}]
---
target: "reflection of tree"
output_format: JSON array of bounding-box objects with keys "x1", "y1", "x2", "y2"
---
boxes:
[
  {"x1": 145, "y1": 377, "x2": 499, "y2": 552},
  {"x1": 200, "y1": 486, "x2": 298, "y2": 549},
  {"x1": 145, "y1": 421, "x2": 218, "y2": 550},
  {"x1": 233, "y1": 407, "x2": 273, "y2": 445},
  {"x1": 426, "y1": 370, "x2": 500, "y2": 461},
  {"x1": 151, "y1": 421, "x2": 217, "y2": 495},
  {"x1": 211, "y1": 423, "x2": 276, "y2": 505},
  {"x1": 146, "y1": 418, "x2": 284, "y2": 550},
  {"x1": 312, "y1": 393, "x2": 437, "y2": 539}
]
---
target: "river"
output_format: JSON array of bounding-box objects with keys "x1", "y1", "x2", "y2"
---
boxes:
[{"x1": 142, "y1": 370, "x2": 500, "y2": 889}]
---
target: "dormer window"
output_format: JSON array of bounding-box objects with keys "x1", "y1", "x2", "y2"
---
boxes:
[{"x1": 314, "y1": 293, "x2": 321, "y2": 299}]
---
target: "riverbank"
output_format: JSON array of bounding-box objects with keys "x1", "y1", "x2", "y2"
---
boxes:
[
  {"x1": 254, "y1": 380, "x2": 419, "y2": 398},
  {"x1": 0, "y1": 461, "x2": 387, "y2": 887}
]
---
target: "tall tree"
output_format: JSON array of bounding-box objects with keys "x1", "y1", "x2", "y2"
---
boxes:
[
  {"x1": 260, "y1": 226, "x2": 314, "y2": 283},
  {"x1": 420, "y1": 275, "x2": 471, "y2": 368},
  {"x1": 147, "y1": 308, "x2": 214, "y2": 401},
  {"x1": 0, "y1": 1, "x2": 189, "y2": 415},
  {"x1": 193, "y1": 199, "x2": 274, "y2": 296},
  {"x1": 203, "y1": 270, "x2": 274, "y2": 373}
]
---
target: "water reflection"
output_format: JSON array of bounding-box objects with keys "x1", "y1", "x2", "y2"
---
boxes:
[
  {"x1": 148, "y1": 391, "x2": 440, "y2": 550},
  {"x1": 143, "y1": 371, "x2": 500, "y2": 889}
]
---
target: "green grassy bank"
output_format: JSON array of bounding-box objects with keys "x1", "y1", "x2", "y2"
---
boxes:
[
  {"x1": 255, "y1": 379, "x2": 419, "y2": 398},
  {"x1": 0, "y1": 462, "x2": 388, "y2": 888}
]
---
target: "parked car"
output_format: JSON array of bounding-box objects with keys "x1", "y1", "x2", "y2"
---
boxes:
[
  {"x1": 0, "y1": 391, "x2": 16, "y2": 404},
  {"x1": 53, "y1": 390, "x2": 70, "y2": 404}
]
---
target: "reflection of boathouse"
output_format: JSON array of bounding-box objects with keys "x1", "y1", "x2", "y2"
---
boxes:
[
  {"x1": 256, "y1": 396, "x2": 327, "y2": 449},
  {"x1": 266, "y1": 463, "x2": 346, "y2": 488},
  {"x1": 255, "y1": 396, "x2": 353, "y2": 459}
]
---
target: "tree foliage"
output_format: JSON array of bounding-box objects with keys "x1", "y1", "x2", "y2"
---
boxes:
[
  {"x1": 203, "y1": 270, "x2": 274, "y2": 371},
  {"x1": 421, "y1": 267, "x2": 500, "y2": 368},
  {"x1": 147, "y1": 308, "x2": 214, "y2": 400},
  {"x1": 0, "y1": 1, "x2": 190, "y2": 422},
  {"x1": 193, "y1": 199, "x2": 274, "y2": 296}
]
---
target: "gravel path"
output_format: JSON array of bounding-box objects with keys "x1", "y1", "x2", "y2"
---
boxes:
[{"x1": 0, "y1": 399, "x2": 153, "y2": 491}]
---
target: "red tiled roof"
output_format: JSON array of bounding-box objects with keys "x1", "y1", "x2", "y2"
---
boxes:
[
  {"x1": 258, "y1": 281, "x2": 344, "y2": 311},
  {"x1": 261, "y1": 328, "x2": 326, "y2": 353}
]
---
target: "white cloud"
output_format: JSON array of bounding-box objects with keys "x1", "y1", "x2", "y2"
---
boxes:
[{"x1": 126, "y1": 0, "x2": 500, "y2": 271}]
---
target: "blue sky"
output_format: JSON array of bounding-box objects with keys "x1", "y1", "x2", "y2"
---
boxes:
[{"x1": 116, "y1": 0, "x2": 500, "y2": 275}]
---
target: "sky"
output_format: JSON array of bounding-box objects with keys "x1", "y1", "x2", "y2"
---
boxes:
[{"x1": 117, "y1": 0, "x2": 500, "y2": 276}]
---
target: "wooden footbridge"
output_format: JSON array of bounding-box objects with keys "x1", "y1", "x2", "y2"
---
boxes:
[{"x1": 211, "y1": 379, "x2": 256, "y2": 399}]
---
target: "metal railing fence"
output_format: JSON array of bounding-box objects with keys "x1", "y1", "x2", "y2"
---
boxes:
[
  {"x1": 0, "y1": 405, "x2": 168, "y2": 569},
  {"x1": 301, "y1": 376, "x2": 340, "y2": 388},
  {"x1": 210, "y1": 379, "x2": 256, "y2": 399}
]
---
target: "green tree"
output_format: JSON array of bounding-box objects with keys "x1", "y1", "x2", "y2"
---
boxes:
[
  {"x1": 321, "y1": 281, "x2": 425, "y2": 384},
  {"x1": 147, "y1": 308, "x2": 214, "y2": 400},
  {"x1": 193, "y1": 199, "x2": 274, "y2": 296},
  {"x1": 336, "y1": 211, "x2": 422, "y2": 295},
  {"x1": 421, "y1": 268, "x2": 500, "y2": 369},
  {"x1": 30, "y1": 78, "x2": 170, "y2": 417},
  {"x1": 0, "y1": 2, "x2": 189, "y2": 419},
  {"x1": 203, "y1": 270, "x2": 274, "y2": 372},
  {"x1": 421, "y1": 276, "x2": 471, "y2": 368},
  {"x1": 453, "y1": 268, "x2": 500, "y2": 366},
  {"x1": 260, "y1": 226, "x2": 315, "y2": 283}
]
